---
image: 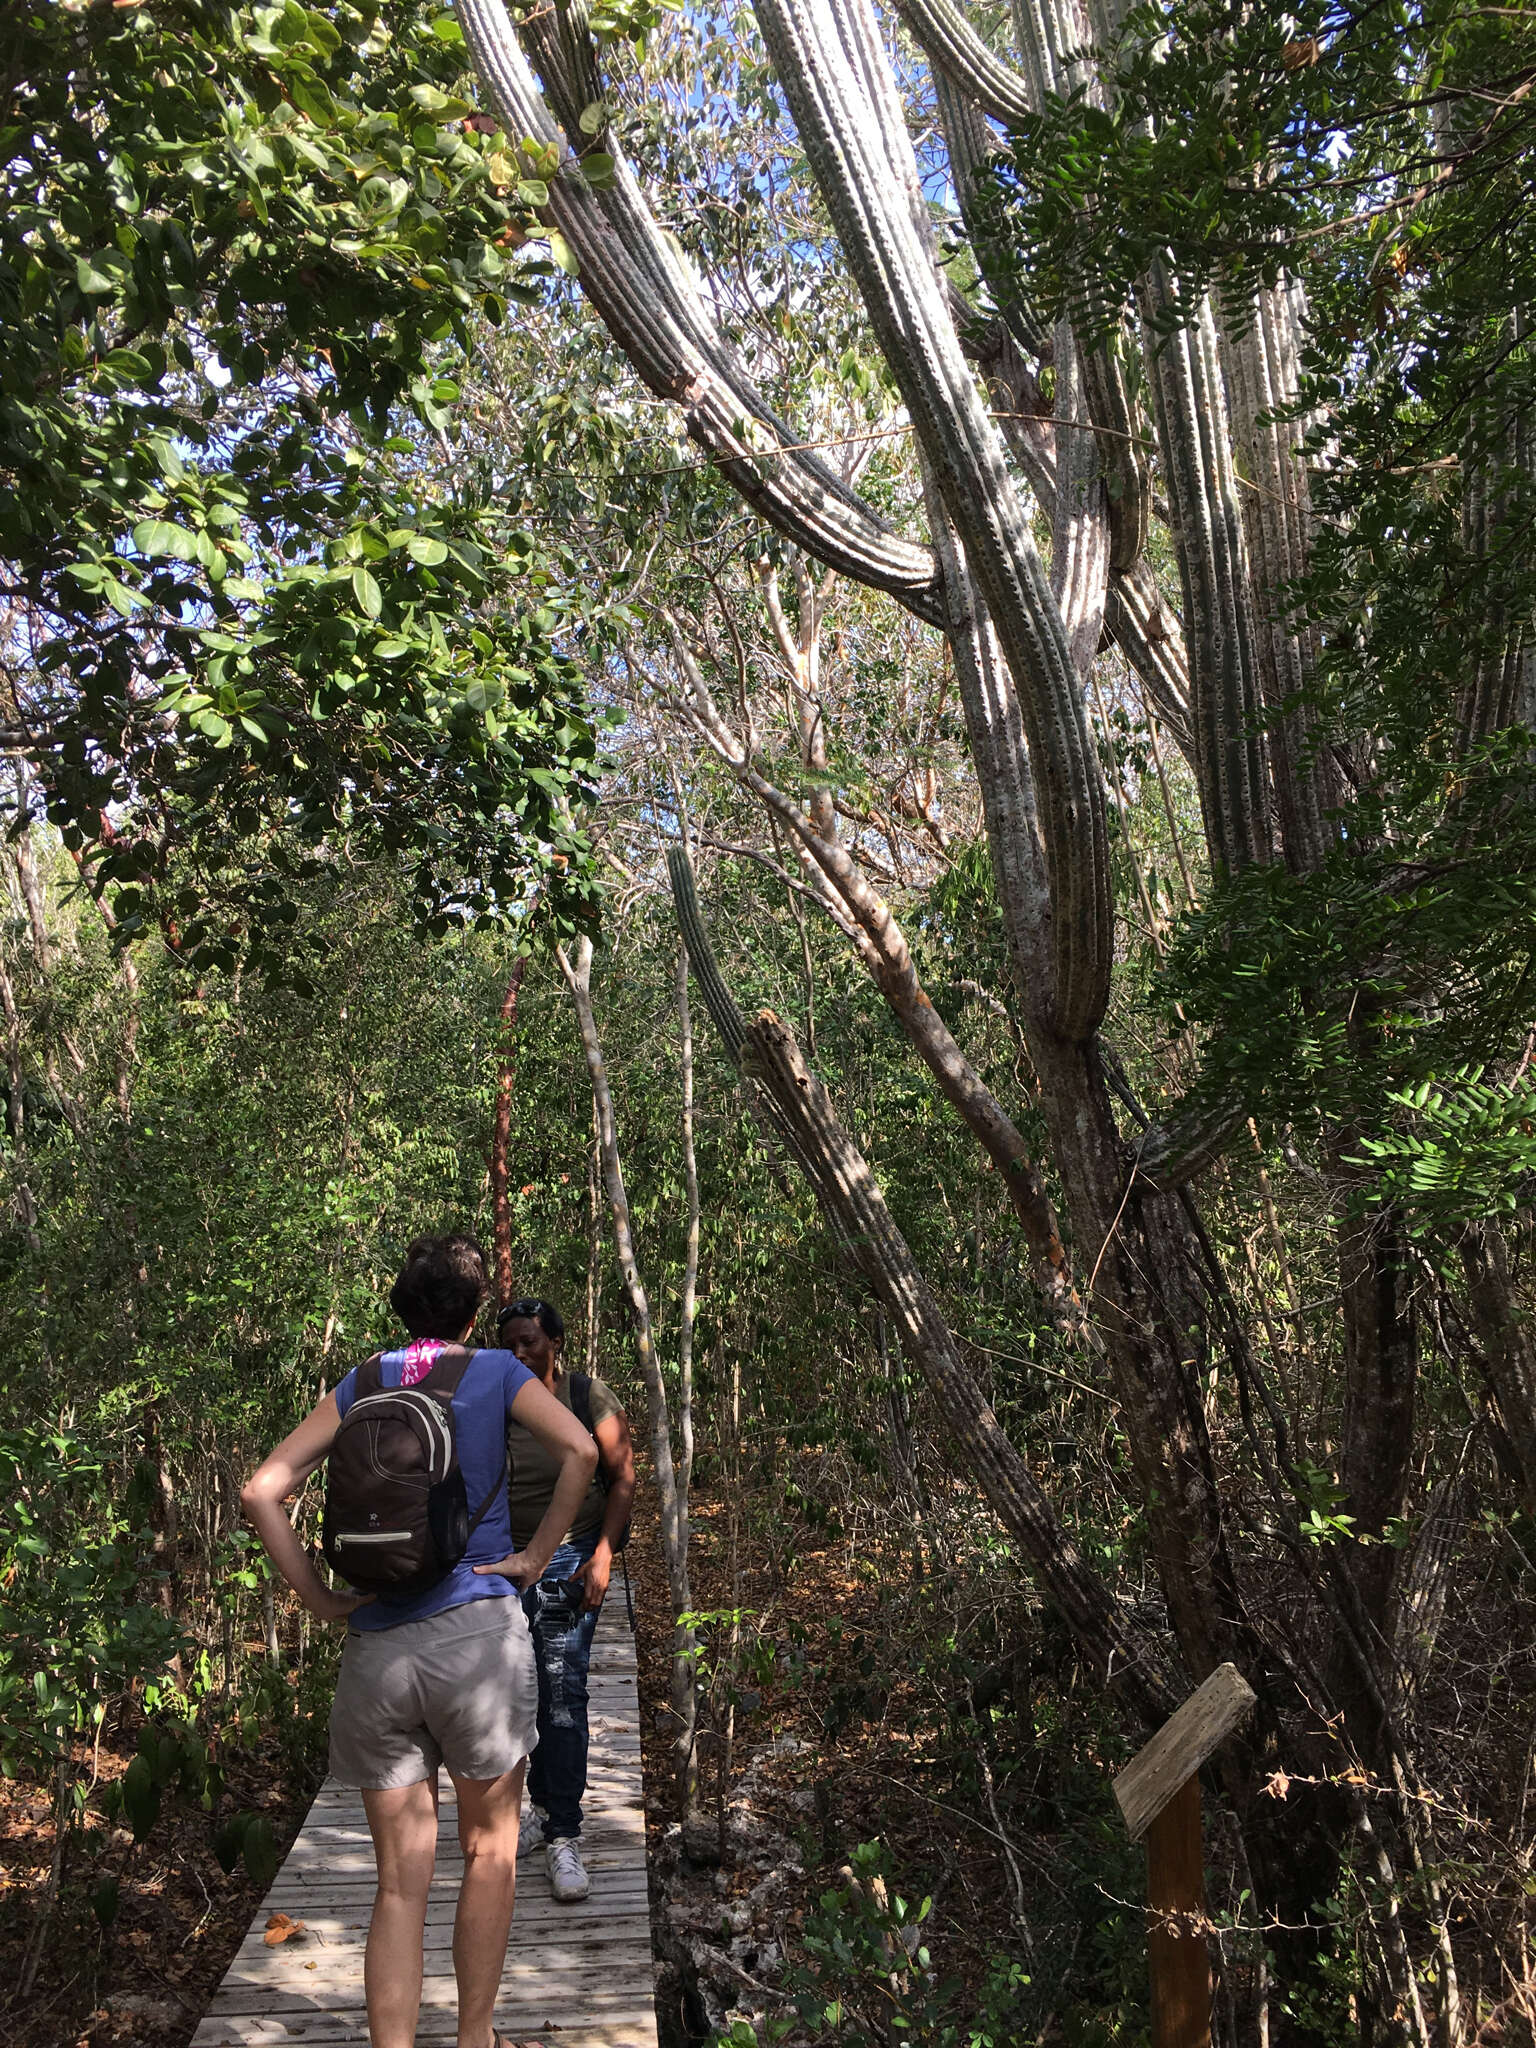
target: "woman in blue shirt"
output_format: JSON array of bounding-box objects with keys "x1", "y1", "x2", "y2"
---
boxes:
[{"x1": 242, "y1": 1234, "x2": 597, "y2": 2048}]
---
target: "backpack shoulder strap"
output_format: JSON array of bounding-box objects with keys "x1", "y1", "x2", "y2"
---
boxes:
[
  {"x1": 419, "y1": 1348, "x2": 507, "y2": 1535},
  {"x1": 419, "y1": 1344, "x2": 478, "y2": 1397},
  {"x1": 566, "y1": 1370, "x2": 594, "y2": 1436},
  {"x1": 352, "y1": 1353, "x2": 386, "y2": 1401},
  {"x1": 566, "y1": 1371, "x2": 614, "y2": 1493}
]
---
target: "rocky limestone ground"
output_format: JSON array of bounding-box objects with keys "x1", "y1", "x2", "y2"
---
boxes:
[{"x1": 623, "y1": 1477, "x2": 1067, "y2": 2048}]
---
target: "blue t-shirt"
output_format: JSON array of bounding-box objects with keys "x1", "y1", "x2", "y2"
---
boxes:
[{"x1": 333, "y1": 1346, "x2": 534, "y2": 1631}]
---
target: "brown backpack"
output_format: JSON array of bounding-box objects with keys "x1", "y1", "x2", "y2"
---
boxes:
[{"x1": 322, "y1": 1348, "x2": 505, "y2": 1595}]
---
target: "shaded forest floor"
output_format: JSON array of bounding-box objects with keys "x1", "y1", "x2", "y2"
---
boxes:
[
  {"x1": 0, "y1": 1706, "x2": 316, "y2": 2047},
  {"x1": 624, "y1": 1464, "x2": 1147, "y2": 2047}
]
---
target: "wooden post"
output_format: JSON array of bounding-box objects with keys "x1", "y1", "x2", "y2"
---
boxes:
[
  {"x1": 1113, "y1": 1662, "x2": 1256, "y2": 2048},
  {"x1": 1145, "y1": 1776, "x2": 1209, "y2": 2048}
]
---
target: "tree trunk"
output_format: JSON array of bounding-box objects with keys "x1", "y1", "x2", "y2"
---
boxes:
[
  {"x1": 675, "y1": 946, "x2": 699, "y2": 1513},
  {"x1": 12, "y1": 827, "x2": 52, "y2": 978},
  {"x1": 490, "y1": 950, "x2": 529, "y2": 1310},
  {"x1": 1461, "y1": 1220, "x2": 1536, "y2": 1513},
  {"x1": 671, "y1": 852, "x2": 1171, "y2": 1721},
  {"x1": 69, "y1": 850, "x2": 139, "y2": 1120},
  {"x1": 558, "y1": 935, "x2": 700, "y2": 1814},
  {"x1": 1456, "y1": 308, "x2": 1536, "y2": 753},
  {"x1": 262, "y1": 1579, "x2": 281, "y2": 1666},
  {"x1": 739, "y1": 1003, "x2": 1171, "y2": 1721},
  {"x1": 878, "y1": 1310, "x2": 925, "y2": 1509},
  {"x1": 0, "y1": 937, "x2": 39, "y2": 1245},
  {"x1": 669, "y1": 628, "x2": 1072, "y2": 1309},
  {"x1": 584, "y1": 1101, "x2": 603, "y2": 1375},
  {"x1": 1030, "y1": 1025, "x2": 1246, "y2": 1682},
  {"x1": 672, "y1": 945, "x2": 701, "y2": 1812}
]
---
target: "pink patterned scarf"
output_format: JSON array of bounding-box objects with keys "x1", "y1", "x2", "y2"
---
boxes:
[{"x1": 399, "y1": 1337, "x2": 449, "y2": 1388}]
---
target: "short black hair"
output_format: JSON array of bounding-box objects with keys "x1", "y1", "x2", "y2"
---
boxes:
[
  {"x1": 496, "y1": 1296, "x2": 564, "y2": 1343},
  {"x1": 389, "y1": 1235, "x2": 489, "y2": 1339}
]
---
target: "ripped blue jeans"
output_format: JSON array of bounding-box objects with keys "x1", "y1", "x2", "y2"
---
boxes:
[{"x1": 521, "y1": 1534, "x2": 602, "y2": 1842}]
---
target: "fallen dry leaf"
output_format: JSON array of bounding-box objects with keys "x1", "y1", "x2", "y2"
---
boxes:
[{"x1": 263, "y1": 1912, "x2": 307, "y2": 1947}]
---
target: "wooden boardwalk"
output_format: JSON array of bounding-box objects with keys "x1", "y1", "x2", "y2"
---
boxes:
[{"x1": 193, "y1": 1612, "x2": 658, "y2": 2047}]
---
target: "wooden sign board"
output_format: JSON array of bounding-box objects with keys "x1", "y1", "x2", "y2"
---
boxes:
[{"x1": 1113, "y1": 1662, "x2": 1256, "y2": 1842}]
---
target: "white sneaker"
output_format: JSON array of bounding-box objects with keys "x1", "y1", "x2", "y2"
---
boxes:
[
  {"x1": 518, "y1": 1803, "x2": 548, "y2": 1857},
  {"x1": 545, "y1": 1836, "x2": 590, "y2": 1902}
]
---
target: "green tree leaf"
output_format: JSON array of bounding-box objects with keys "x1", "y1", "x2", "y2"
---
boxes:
[{"x1": 351, "y1": 567, "x2": 384, "y2": 620}]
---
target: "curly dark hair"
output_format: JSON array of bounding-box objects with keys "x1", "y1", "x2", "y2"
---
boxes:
[{"x1": 388, "y1": 1234, "x2": 489, "y2": 1339}]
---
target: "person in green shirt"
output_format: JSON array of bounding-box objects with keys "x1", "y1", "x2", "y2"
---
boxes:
[{"x1": 499, "y1": 1296, "x2": 636, "y2": 1903}]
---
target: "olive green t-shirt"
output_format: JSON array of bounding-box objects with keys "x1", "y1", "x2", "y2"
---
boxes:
[{"x1": 505, "y1": 1370, "x2": 623, "y2": 1548}]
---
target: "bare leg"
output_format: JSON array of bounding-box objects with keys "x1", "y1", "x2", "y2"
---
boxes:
[
  {"x1": 361, "y1": 1776, "x2": 440, "y2": 2048},
  {"x1": 449, "y1": 1759, "x2": 526, "y2": 2048}
]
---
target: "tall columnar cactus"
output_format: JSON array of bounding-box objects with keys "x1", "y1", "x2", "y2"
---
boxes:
[
  {"x1": 1140, "y1": 267, "x2": 1273, "y2": 872},
  {"x1": 933, "y1": 70, "x2": 1186, "y2": 726},
  {"x1": 452, "y1": 0, "x2": 1513, "y2": 2013},
  {"x1": 455, "y1": 0, "x2": 1251, "y2": 1709},
  {"x1": 1458, "y1": 309, "x2": 1536, "y2": 755},
  {"x1": 899, "y1": 0, "x2": 1151, "y2": 570},
  {"x1": 1219, "y1": 283, "x2": 1338, "y2": 875},
  {"x1": 455, "y1": 0, "x2": 943, "y2": 616},
  {"x1": 751, "y1": 0, "x2": 1114, "y2": 1042}
]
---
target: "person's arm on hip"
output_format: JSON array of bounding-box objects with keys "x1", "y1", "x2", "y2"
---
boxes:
[
  {"x1": 241, "y1": 1393, "x2": 369, "y2": 1624},
  {"x1": 475, "y1": 1376, "x2": 598, "y2": 1590},
  {"x1": 575, "y1": 1408, "x2": 636, "y2": 1611}
]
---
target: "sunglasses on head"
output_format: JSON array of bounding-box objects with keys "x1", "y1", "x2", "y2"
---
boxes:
[{"x1": 497, "y1": 1298, "x2": 548, "y2": 1327}]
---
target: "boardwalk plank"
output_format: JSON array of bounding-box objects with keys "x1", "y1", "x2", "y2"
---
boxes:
[
  {"x1": 194, "y1": 2024, "x2": 657, "y2": 2046},
  {"x1": 223, "y1": 1914, "x2": 655, "y2": 1967},
  {"x1": 213, "y1": 1948, "x2": 659, "y2": 2003},
  {"x1": 193, "y1": 1616, "x2": 657, "y2": 2048}
]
